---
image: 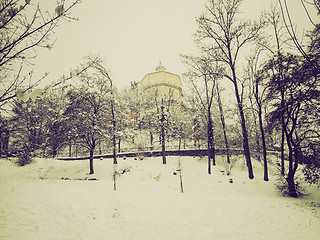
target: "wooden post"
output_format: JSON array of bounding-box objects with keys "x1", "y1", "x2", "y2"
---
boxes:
[
  {"x1": 178, "y1": 158, "x2": 184, "y2": 193},
  {"x1": 180, "y1": 174, "x2": 184, "y2": 193},
  {"x1": 113, "y1": 173, "x2": 117, "y2": 191},
  {"x1": 113, "y1": 165, "x2": 117, "y2": 190}
]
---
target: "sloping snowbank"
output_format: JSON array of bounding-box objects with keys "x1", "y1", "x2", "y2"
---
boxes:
[{"x1": 0, "y1": 156, "x2": 319, "y2": 240}]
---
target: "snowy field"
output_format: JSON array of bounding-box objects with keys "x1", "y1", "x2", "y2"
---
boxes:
[{"x1": 0, "y1": 155, "x2": 319, "y2": 240}]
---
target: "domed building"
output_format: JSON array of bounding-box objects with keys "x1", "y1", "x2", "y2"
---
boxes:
[{"x1": 140, "y1": 63, "x2": 183, "y2": 101}]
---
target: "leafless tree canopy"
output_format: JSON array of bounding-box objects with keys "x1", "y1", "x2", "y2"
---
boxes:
[{"x1": 0, "y1": 0, "x2": 80, "y2": 107}]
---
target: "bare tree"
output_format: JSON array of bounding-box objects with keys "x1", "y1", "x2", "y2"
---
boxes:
[
  {"x1": 0, "y1": 0, "x2": 80, "y2": 107},
  {"x1": 194, "y1": 0, "x2": 265, "y2": 179},
  {"x1": 278, "y1": 0, "x2": 319, "y2": 72},
  {"x1": 90, "y1": 59, "x2": 118, "y2": 165},
  {"x1": 183, "y1": 54, "x2": 222, "y2": 174},
  {"x1": 215, "y1": 80, "x2": 231, "y2": 174},
  {"x1": 154, "y1": 92, "x2": 175, "y2": 165},
  {"x1": 261, "y1": 4, "x2": 293, "y2": 176},
  {"x1": 64, "y1": 57, "x2": 114, "y2": 174},
  {"x1": 246, "y1": 47, "x2": 269, "y2": 181}
]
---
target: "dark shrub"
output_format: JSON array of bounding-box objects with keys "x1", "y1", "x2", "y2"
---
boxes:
[
  {"x1": 302, "y1": 144, "x2": 320, "y2": 187},
  {"x1": 17, "y1": 145, "x2": 33, "y2": 166}
]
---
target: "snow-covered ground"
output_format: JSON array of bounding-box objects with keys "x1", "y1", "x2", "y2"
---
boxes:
[{"x1": 0, "y1": 155, "x2": 319, "y2": 240}]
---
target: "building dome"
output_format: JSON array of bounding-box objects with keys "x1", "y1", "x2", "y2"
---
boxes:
[{"x1": 140, "y1": 64, "x2": 183, "y2": 101}]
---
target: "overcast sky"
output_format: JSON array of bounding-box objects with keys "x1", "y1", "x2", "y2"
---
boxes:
[{"x1": 31, "y1": 0, "x2": 317, "y2": 89}]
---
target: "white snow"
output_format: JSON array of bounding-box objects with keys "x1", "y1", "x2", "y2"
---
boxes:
[{"x1": 0, "y1": 156, "x2": 319, "y2": 240}]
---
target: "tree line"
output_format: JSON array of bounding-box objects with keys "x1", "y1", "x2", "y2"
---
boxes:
[
  {"x1": 181, "y1": 0, "x2": 320, "y2": 197},
  {"x1": 0, "y1": 0, "x2": 319, "y2": 198}
]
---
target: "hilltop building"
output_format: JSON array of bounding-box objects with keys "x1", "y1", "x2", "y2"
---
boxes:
[{"x1": 140, "y1": 63, "x2": 183, "y2": 101}]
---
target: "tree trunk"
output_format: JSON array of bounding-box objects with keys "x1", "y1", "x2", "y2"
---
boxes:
[
  {"x1": 0, "y1": 134, "x2": 2, "y2": 157},
  {"x1": 111, "y1": 100, "x2": 117, "y2": 165},
  {"x1": 233, "y1": 78, "x2": 254, "y2": 179},
  {"x1": 193, "y1": 118, "x2": 198, "y2": 150},
  {"x1": 207, "y1": 113, "x2": 215, "y2": 175},
  {"x1": 285, "y1": 131, "x2": 298, "y2": 197},
  {"x1": 89, "y1": 147, "x2": 94, "y2": 174},
  {"x1": 249, "y1": 86, "x2": 261, "y2": 162},
  {"x1": 161, "y1": 124, "x2": 167, "y2": 164},
  {"x1": 216, "y1": 83, "x2": 231, "y2": 170},
  {"x1": 118, "y1": 137, "x2": 121, "y2": 153},
  {"x1": 52, "y1": 147, "x2": 57, "y2": 158},
  {"x1": 280, "y1": 92, "x2": 286, "y2": 176},
  {"x1": 207, "y1": 148, "x2": 211, "y2": 175},
  {"x1": 75, "y1": 144, "x2": 78, "y2": 157},
  {"x1": 69, "y1": 141, "x2": 72, "y2": 157},
  {"x1": 280, "y1": 129, "x2": 285, "y2": 175},
  {"x1": 160, "y1": 102, "x2": 167, "y2": 164},
  {"x1": 258, "y1": 105, "x2": 268, "y2": 181},
  {"x1": 240, "y1": 108, "x2": 254, "y2": 179},
  {"x1": 113, "y1": 134, "x2": 117, "y2": 164},
  {"x1": 286, "y1": 150, "x2": 297, "y2": 197},
  {"x1": 0, "y1": 129, "x2": 9, "y2": 157},
  {"x1": 150, "y1": 131, "x2": 153, "y2": 147},
  {"x1": 253, "y1": 116, "x2": 261, "y2": 162}
]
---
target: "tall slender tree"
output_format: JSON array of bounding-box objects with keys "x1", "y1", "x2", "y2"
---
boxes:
[
  {"x1": 247, "y1": 48, "x2": 269, "y2": 181},
  {"x1": 194, "y1": 0, "x2": 265, "y2": 179},
  {"x1": 183, "y1": 54, "x2": 222, "y2": 174},
  {"x1": 216, "y1": 81, "x2": 231, "y2": 174},
  {"x1": 261, "y1": 4, "x2": 290, "y2": 175},
  {"x1": 93, "y1": 62, "x2": 118, "y2": 164}
]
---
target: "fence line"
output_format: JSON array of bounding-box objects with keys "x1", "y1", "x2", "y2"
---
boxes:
[{"x1": 56, "y1": 148, "x2": 248, "y2": 161}]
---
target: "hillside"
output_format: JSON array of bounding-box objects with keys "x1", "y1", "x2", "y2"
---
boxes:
[{"x1": 0, "y1": 156, "x2": 319, "y2": 240}]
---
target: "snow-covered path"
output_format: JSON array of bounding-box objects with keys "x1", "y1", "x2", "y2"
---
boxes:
[{"x1": 0, "y1": 156, "x2": 319, "y2": 240}]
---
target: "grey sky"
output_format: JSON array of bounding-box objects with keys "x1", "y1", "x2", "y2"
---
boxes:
[{"x1": 32, "y1": 0, "x2": 317, "y2": 89}]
